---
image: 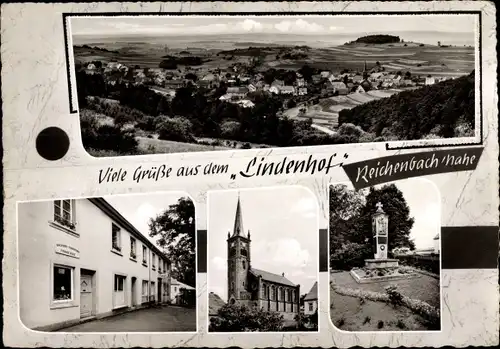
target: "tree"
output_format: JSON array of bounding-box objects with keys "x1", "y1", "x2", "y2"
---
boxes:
[
  {"x1": 359, "y1": 184, "x2": 416, "y2": 251},
  {"x1": 149, "y1": 197, "x2": 196, "y2": 287},
  {"x1": 209, "y1": 303, "x2": 284, "y2": 332}
]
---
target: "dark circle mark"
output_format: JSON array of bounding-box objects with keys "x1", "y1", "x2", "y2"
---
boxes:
[{"x1": 36, "y1": 127, "x2": 70, "y2": 161}]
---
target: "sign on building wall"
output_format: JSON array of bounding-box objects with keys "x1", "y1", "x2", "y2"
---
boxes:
[{"x1": 55, "y1": 243, "x2": 80, "y2": 259}]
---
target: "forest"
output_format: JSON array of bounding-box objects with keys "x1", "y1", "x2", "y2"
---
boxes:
[
  {"x1": 338, "y1": 71, "x2": 475, "y2": 140},
  {"x1": 347, "y1": 34, "x2": 401, "y2": 45}
]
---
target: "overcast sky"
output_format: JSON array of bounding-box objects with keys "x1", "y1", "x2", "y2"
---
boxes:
[
  {"x1": 71, "y1": 14, "x2": 476, "y2": 37},
  {"x1": 104, "y1": 192, "x2": 188, "y2": 246},
  {"x1": 208, "y1": 187, "x2": 318, "y2": 302}
]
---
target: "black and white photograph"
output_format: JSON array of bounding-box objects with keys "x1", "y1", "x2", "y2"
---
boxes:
[
  {"x1": 329, "y1": 179, "x2": 441, "y2": 332},
  {"x1": 68, "y1": 14, "x2": 478, "y2": 157},
  {"x1": 17, "y1": 193, "x2": 196, "y2": 332},
  {"x1": 207, "y1": 188, "x2": 319, "y2": 332}
]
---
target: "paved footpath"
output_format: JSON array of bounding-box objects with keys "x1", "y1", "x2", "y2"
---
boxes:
[{"x1": 58, "y1": 305, "x2": 196, "y2": 332}]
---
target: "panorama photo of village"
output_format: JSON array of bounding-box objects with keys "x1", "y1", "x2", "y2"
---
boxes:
[{"x1": 69, "y1": 15, "x2": 478, "y2": 156}]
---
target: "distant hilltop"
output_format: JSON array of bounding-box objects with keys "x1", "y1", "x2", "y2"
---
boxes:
[{"x1": 345, "y1": 34, "x2": 401, "y2": 45}]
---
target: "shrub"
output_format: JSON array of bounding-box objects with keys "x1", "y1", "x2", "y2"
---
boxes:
[
  {"x1": 335, "y1": 317, "x2": 345, "y2": 328},
  {"x1": 363, "y1": 316, "x2": 371, "y2": 324},
  {"x1": 209, "y1": 303, "x2": 284, "y2": 332},
  {"x1": 157, "y1": 117, "x2": 196, "y2": 143},
  {"x1": 377, "y1": 320, "x2": 384, "y2": 329},
  {"x1": 385, "y1": 285, "x2": 404, "y2": 306},
  {"x1": 396, "y1": 319, "x2": 407, "y2": 329},
  {"x1": 80, "y1": 110, "x2": 138, "y2": 154}
]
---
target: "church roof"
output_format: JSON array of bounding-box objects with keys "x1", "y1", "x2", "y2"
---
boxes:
[
  {"x1": 304, "y1": 281, "x2": 318, "y2": 301},
  {"x1": 231, "y1": 194, "x2": 245, "y2": 237},
  {"x1": 250, "y1": 268, "x2": 296, "y2": 287}
]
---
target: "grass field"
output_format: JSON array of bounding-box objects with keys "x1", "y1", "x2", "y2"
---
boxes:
[{"x1": 137, "y1": 136, "x2": 230, "y2": 154}]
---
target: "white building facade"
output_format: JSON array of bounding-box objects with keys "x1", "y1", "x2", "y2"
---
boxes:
[{"x1": 18, "y1": 198, "x2": 172, "y2": 331}]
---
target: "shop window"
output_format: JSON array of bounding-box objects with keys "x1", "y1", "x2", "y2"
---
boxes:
[{"x1": 53, "y1": 265, "x2": 73, "y2": 301}]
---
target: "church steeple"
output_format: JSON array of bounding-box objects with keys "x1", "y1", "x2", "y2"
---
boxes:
[{"x1": 232, "y1": 193, "x2": 244, "y2": 237}]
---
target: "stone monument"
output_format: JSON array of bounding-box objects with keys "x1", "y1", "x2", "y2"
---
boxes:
[
  {"x1": 349, "y1": 202, "x2": 419, "y2": 283},
  {"x1": 364, "y1": 202, "x2": 399, "y2": 269}
]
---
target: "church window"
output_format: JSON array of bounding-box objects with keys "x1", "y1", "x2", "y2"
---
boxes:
[
  {"x1": 241, "y1": 248, "x2": 247, "y2": 257},
  {"x1": 271, "y1": 286, "x2": 275, "y2": 300},
  {"x1": 231, "y1": 282, "x2": 234, "y2": 290},
  {"x1": 230, "y1": 248, "x2": 236, "y2": 256},
  {"x1": 285, "y1": 289, "x2": 289, "y2": 302},
  {"x1": 242, "y1": 260, "x2": 246, "y2": 269},
  {"x1": 261, "y1": 285, "x2": 266, "y2": 298},
  {"x1": 282, "y1": 288, "x2": 285, "y2": 301},
  {"x1": 277, "y1": 287, "x2": 282, "y2": 300}
]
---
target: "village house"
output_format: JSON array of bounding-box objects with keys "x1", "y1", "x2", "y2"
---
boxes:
[
  {"x1": 297, "y1": 87, "x2": 308, "y2": 96},
  {"x1": 329, "y1": 81, "x2": 349, "y2": 95},
  {"x1": 170, "y1": 278, "x2": 196, "y2": 305},
  {"x1": 352, "y1": 75, "x2": 364, "y2": 84},
  {"x1": 236, "y1": 99, "x2": 255, "y2": 108},
  {"x1": 202, "y1": 73, "x2": 217, "y2": 82},
  {"x1": 164, "y1": 79, "x2": 186, "y2": 89},
  {"x1": 295, "y1": 77, "x2": 306, "y2": 87},
  {"x1": 280, "y1": 86, "x2": 295, "y2": 95},
  {"x1": 226, "y1": 86, "x2": 249, "y2": 98},
  {"x1": 269, "y1": 85, "x2": 280, "y2": 95},
  {"x1": 247, "y1": 84, "x2": 257, "y2": 93},
  {"x1": 425, "y1": 76, "x2": 437, "y2": 85},
  {"x1": 271, "y1": 79, "x2": 285, "y2": 87},
  {"x1": 320, "y1": 71, "x2": 331, "y2": 79},
  {"x1": 311, "y1": 74, "x2": 322, "y2": 84},
  {"x1": 18, "y1": 198, "x2": 172, "y2": 331},
  {"x1": 303, "y1": 281, "x2": 318, "y2": 315}
]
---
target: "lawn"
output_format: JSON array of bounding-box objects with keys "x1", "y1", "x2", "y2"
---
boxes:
[
  {"x1": 331, "y1": 271, "x2": 440, "y2": 308},
  {"x1": 136, "y1": 136, "x2": 230, "y2": 154},
  {"x1": 330, "y1": 290, "x2": 433, "y2": 332}
]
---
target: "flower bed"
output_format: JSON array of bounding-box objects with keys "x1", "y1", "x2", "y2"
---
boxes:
[{"x1": 352, "y1": 266, "x2": 417, "y2": 279}]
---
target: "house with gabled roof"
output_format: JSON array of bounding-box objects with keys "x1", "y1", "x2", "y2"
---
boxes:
[{"x1": 303, "y1": 281, "x2": 318, "y2": 315}]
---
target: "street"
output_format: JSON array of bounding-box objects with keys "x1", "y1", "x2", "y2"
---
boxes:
[{"x1": 58, "y1": 305, "x2": 196, "y2": 332}]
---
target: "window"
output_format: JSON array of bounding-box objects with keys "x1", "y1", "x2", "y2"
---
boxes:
[
  {"x1": 308, "y1": 302, "x2": 313, "y2": 311},
  {"x1": 142, "y1": 246, "x2": 147, "y2": 264},
  {"x1": 142, "y1": 280, "x2": 148, "y2": 295},
  {"x1": 151, "y1": 281, "x2": 156, "y2": 300},
  {"x1": 271, "y1": 286, "x2": 275, "y2": 300},
  {"x1": 114, "y1": 274, "x2": 125, "y2": 291},
  {"x1": 242, "y1": 260, "x2": 246, "y2": 269},
  {"x1": 174, "y1": 286, "x2": 177, "y2": 292},
  {"x1": 53, "y1": 200, "x2": 76, "y2": 230},
  {"x1": 112, "y1": 224, "x2": 121, "y2": 252},
  {"x1": 261, "y1": 284, "x2": 266, "y2": 298},
  {"x1": 152, "y1": 253, "x2": 156, "y2": 270},
  {"x1": 53, "y1": 265, "x2": 73, "y2": 301},
  {"x1": 130, "y1": 237, "x2": 137, "y2": 259},
  {"x1": 285, "y1": 289, "x2": 289, "y2": 302}
]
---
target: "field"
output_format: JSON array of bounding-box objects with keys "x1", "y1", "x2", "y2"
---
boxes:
[
  {"x1": 73, "y1": 41, "x2": 474, "y2": 78},
  {"x1": 284, "y1": 89, "x2": 404, "y2": 128}
]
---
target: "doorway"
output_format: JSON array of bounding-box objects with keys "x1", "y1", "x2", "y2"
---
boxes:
[
  {"x1": 131, "y1": 277, "x2": 137, "y2": 307},
  {"x1": 80, "y1": 269, "x2": 95, "y2": 318},
  {"x1": 157, "y1": 278, "x2": 162, "y2": 303}
]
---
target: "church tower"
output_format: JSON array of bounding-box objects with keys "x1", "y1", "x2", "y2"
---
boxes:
[{"x1": 227, "y1": 193, "x2": 251, "y2": 304}]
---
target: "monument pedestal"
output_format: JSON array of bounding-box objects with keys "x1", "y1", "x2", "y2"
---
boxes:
[{"x1": 364, "y1": 258, "x2": 399, "y2": 269}]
